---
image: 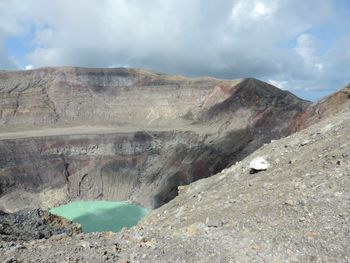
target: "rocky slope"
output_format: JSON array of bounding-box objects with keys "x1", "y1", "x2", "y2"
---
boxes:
[
  {"x1": 0, "y1": 68, "x2": 310, "y2": 211},
  {"x1": 1, "y1": 85, "x2": 349, "y2": 262},
  {"x1": 291, "y1": 83, "x2": 350, "y2": 131},
  {"x1": 0, "y1": 209, "x2": 81, "y2": 241}
]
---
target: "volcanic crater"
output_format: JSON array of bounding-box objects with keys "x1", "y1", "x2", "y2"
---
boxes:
[{"x1": 0, "y1": 67, "x2": 310, "y2": 212}]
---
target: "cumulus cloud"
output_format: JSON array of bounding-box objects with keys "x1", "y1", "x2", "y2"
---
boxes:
[
  {"x1": 295, "y1": 34, "x2": 322, "y2": 70},
  {"x1": 25, "y1": 64, "x2": 34, "y2": 70},
  {"x1": 0, "y1": 0, "x2": 349, "y2": 99}
]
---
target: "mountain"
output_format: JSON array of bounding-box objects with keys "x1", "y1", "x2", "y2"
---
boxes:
[
  {"x1": 1, "y1": 75, "x2": 349, "y2": 262},
  {"x1": 0, "y1": 67, "x2": 309, "y2": 212}
]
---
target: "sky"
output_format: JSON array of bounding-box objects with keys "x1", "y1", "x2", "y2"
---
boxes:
[{"x1": 0, "y1": 0, "x2": 350, "y2": 101}]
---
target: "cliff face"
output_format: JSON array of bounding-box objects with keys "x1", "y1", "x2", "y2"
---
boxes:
[
  {"x1": 0, "y1": 67, "x2": 219, "y2": 131},
  {"x1": 0, "y1": 131, "x2": 242, "y2": 211},
  {"x1": 0, "y1": 67, "x2": 310, "y2": 211}
]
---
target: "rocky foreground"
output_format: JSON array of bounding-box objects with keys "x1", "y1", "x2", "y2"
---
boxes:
[
  {"x1": 0, "y1": 209, "x2": 81, "y2": 242},
  {"x1": 1, "y1": 88, "x2": 349, "y2": 262}
]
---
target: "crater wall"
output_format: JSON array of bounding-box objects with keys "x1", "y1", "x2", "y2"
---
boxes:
[{"x1": 0, "y1": 68, "x2": 311, "y2": 211}]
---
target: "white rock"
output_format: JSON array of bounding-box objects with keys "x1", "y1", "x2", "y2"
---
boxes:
[
  {"x1": 300, "y1": 140, "x2": 310, "y2": 146},
  {"x1": 249, "y1": 156, "x2": 270, "y2": 171}
]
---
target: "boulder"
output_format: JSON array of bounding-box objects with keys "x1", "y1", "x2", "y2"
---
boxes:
[{"x1": 249, "y1": 156, "x2": 270, "y2": 173}]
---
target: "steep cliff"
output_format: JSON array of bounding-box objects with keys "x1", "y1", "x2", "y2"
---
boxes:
[{"x1": 0, "y1": 67, "x2": 310, "y2": 211}]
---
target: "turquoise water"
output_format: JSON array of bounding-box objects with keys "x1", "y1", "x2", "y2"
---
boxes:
[{"x1": 49, "y1": 200, "x2": 148, "y2": 233}]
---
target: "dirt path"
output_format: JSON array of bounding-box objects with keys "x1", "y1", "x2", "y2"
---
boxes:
[{"x1": 0, "y1": 123, "x2": 203, "y2": 140}]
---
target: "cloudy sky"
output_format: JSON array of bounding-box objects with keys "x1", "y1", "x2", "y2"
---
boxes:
[{"x1": 0, "y1": 0, "x2": 349, "y2": 100}]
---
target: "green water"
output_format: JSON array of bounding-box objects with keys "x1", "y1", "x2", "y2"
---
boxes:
[{"x1": 49, "y1": 200, "x2": 148, "y2": 233}]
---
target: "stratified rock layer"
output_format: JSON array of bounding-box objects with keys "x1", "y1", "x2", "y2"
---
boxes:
[{"x1": 0, "y1": 67, "x2": 310, "y2": 211}]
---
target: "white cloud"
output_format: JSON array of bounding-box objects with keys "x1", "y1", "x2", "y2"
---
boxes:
[
  {"x1": 231, "y1": 0, "x2": 278, "y2": 23},
  {"x1": 25, "y1": 65, "x2": 34, "y2": 70},
  {"x1": 254, "y1": 3, "x2": 270, "y2": 16},
  {"x1": 294, "y1": 34, "x2": 324, "y2": 74}
]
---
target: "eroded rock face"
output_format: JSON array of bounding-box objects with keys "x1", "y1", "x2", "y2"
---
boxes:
[
  {"x1": 0, "y1": 67, "x2": 219, "y2": 131},
  {"x1": 0, "y1": 68, "x2": 310, "y2": 211},
  {"x1": 0, "y1": 130, "x2": 255, "y2": 211}
]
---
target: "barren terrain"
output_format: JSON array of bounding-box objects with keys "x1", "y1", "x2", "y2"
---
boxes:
[{"x1": 1, "y1": 81, "x2": 349, "y2": 262}]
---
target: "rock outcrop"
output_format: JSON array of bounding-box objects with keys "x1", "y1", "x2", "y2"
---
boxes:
[
  {"x1": 0, "y1": 67, "x2": 310, "y2": 211},
  {"x1": 0, "y1": 208, "x2": 81, "y2": 241}
]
